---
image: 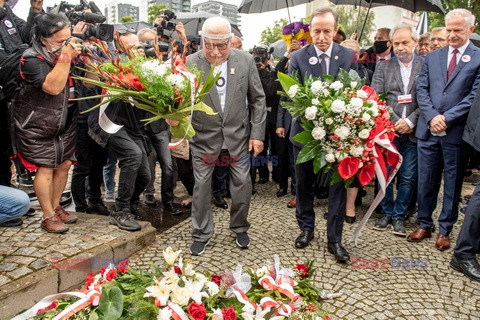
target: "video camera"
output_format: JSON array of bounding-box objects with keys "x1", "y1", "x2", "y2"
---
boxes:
[
  {"x1": 252, "y1": 45, "x2": 274, "y2": 66},
  {"x1": 140, "y1": 39, "x2": 170, "y2": 58},
  {"x1": 154, "y1": 10, "x2": 177, "y2": 35},
  {"x1": 50, "y1": 0, "x2": 114, "y2": 42}
]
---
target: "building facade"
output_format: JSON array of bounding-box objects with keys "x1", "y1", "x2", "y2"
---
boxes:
[
  {"x1": 105, "y1": 1, "x2": 140, "y2": 23},
  {"x1": 192, "y1": 0, "x2": 240, "y2": 25}
]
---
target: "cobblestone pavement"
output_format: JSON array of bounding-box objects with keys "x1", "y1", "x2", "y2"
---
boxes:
[{"x1": 130, "y1": 181, "x2": 480, "y2": 320}]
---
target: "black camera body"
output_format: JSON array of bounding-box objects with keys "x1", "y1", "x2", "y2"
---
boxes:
[
  {"x1": 154, "y1": 10, "x2": 177, "y2": 33},
  {"x1": 141, "y1": 40, "x2": 170, "y2": 58},
  {"x1": 252, "y1": 45, "x2": 274, "y2": 66}
]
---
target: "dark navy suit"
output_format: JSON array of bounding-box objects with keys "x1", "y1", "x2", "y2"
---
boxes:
[
  {"x1": 288, "y1": 42, "x2": 358, "y2": 243},
  {"x1": 416, "y1": 42, "x2": 480, "y2": 236}
]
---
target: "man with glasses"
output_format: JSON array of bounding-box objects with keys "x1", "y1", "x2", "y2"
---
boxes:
[
  {"x1": 172, "y1": 16, "x2": 266, "y2": 256},
  {"x1": 430, "y1": 27, "x2": 448, "y2": 51}
]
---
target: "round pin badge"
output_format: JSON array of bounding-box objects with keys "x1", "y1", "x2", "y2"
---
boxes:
[
  {"x1": 216, "y1": 77, "x2": 225, "y2": 87},
  {"x1": 4, "y1": 20, "x2": 13, "y2": 28},
  {"x1": 462, "y1": 55, "x2": 471, "y2": 63},
  {"x1": 309, "y1": 56, "x2": 318, "y2": 65}
]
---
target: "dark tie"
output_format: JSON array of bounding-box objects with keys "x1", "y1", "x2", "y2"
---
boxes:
[
  {"x1": 319, "y1": 53, "x2": 327, "y2": 75},
  {"x1": 447, "y1": 48, "x2": 458, "y2": 80}
]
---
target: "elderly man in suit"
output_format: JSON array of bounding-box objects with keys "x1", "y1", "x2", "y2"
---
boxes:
[
  {"x1": 289, "y1": 7, "x2": 358, "y2": 263},
  {"x1": 408, "y1": 9, "x2": 480, "y2": 251},
  {"x1": 450, "y1": 87, "x2": 480, "y2": 282},
  {"x1": 181, "y1": 17, "x2": 266, "y2": 256},
  {"x1": 371, "y1": 24, "x2": 423, "y2": 237}
]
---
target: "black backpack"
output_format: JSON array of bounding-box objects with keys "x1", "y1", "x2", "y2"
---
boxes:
[{"x1": 0, "y1": 44, "x2": 29, "y2": 102}]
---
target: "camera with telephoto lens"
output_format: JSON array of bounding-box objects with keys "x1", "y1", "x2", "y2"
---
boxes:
[
  {"x1": 140, "y1": 40, "x2": 170, "y2": 58},
  {"x1": 49, "y1": 0, "x2": 114, "y2": 42},
  {"x1": 154, "y1": 9, "x2": 177, "y2": 34},
  {"x1": 252, "y1": 45, "x2": 274, "y2": 66}
]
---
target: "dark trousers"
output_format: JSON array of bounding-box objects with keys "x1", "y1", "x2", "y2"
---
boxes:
[
  {"x1": 417, "y1": 137, "x2": 467, "y2": 236},
  {"x1": 294, "y1": 145, "x2": 346, "y2": 242},
  {"x1": 213, "y1": 149, "x2": 229, "y2": 199},
  {"x1": 175, "y1": 156, "x2": 194, "y2": 196},
  {"x1": 276, "y1": 129, "x2": 296, "y2": 195},
  {"x1": 0, "y1": 101, "x2": 12, "y2": 186},
  {"x1": 252, "y1": 122, "x2": 277, "y2": 182},
  {"x1": 454, "y1": 181, "x2": 480, "y2": 259},
  {"x1": 71, "y1": 123, "x2": 108, "y2": 211},
  {"x1": 107, "y1": 129, "x2": 150, "y2": 211}
]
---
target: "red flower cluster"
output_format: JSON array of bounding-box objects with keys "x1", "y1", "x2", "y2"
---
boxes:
[
  {"x1": 211, "y1": 274, "x2": 222, "y2": 286},
  {"x1": 294, "y1": 263, "x2": 309, "y2": 279},
  {"x1": 222, "y1": 306, "x2": 237, "y2": 320},
  {"x1": 118, "y1": 260, "x2": 128, "y2": 273},
  {"x1": 187, "y1": 302, "x2": 207, "y2": 320},
  {"x1": 36, "y1": 301, "x2": 58, "y2": 315},
  {"x1": 85, "y1": 272, "x2": 95, "y2": 290}
]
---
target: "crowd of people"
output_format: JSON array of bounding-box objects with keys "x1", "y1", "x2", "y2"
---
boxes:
[{"x1": 0, "y1": 0, "x2": 479, "y2": 283}]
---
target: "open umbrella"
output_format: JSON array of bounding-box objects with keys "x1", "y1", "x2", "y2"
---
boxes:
[
  {"x1": 238, "y1": 0, "x2": 314, "y2": 23},
  {"x1": 470, "y1": 33, "x2": 480, "y2": 47},
  {"x1": 174, "y1": 11, "x2": 242, "y2": 37}
]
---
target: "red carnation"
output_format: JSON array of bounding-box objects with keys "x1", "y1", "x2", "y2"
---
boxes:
[
  {"x1": 222, "y1": 306, "x2": 237, "y2": 320},
  {"x1": 106, "y1": 269, "x2": 117, "y2": 281},
  {"x1": 36, "y1": 301, "x2": 58, "y2": 315},
  {"x1": 294, "y1": 263, "x2": 309, "y2": 279},
  {"x1": 211, "y1": 274, "x2": 222, "y2": 286},
  {"x1": 186, "y1": 302, "x2": 207, "y2": 320},
  {"x1": 118, "y1": 259, "x2": 128, "y2": 273},
  {"x1": 85, "y1": 272, "x2": 94, "y2": 289}
]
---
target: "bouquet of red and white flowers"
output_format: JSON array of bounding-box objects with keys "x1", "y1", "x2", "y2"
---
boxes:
[
  {"x1": 19, "y1": 248, "x2": 333, "y2": 320},
  {"x1": 277, "y1": 69, "x2": 400, "y2": 187}
]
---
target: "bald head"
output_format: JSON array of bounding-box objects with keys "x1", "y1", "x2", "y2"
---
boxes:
[
  {"x1": 201, "y1": 17, "x2": 232, "y2": 38},
  {"x1": 231, "y1": 36, "x2": 243, "y2": 50},
  {"x1": 201, "y1": 16, "x2": 233, "y2": 65}
]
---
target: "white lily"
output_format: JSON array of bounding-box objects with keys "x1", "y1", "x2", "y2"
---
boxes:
[
  {"x1": 242, "y1": 306, "x2": 272, "y2": 320},
  {"x1": 144, "y1": 277, "x2": 171, "y2": 307},
  {"x1": 163, "y1": 247, "x2": 182, "y2": 266}
]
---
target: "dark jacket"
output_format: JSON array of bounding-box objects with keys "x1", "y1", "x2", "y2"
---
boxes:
[
  {"x1": 463, "y1": 87, "x2": 480, "y2": 152},
  {"x1": 12, "y1": 47, "x2": 77, "y2": 168}
]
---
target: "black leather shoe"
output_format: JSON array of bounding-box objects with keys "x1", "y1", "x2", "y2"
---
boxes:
[
  {"x1": 327, "y1": 242, "x2": 350, "y2": 263},
  {"x1": 214, "y1": 197, "x2": 228, "y2": 209},
  {"x1": 450, "y1": 256, "x2": 480, "y2": 282},
  {"x1": 295, "y1": 230, "x2": 314, "y2": 249},
  {"x1": 276, "y1": 189, "x2": 287, "y2": 197},
  {"x1": 164, "y1": 202, "x2": 182, "y2": 215},
  {"x1": 345, "y1": 215, "x2": 356, "y2": 224}
]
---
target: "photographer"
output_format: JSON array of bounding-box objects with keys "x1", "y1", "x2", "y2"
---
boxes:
[
  {"x1": 0, "y1": 0, "x2": 44, "y2": 187},
  {"x1": 11, "y1": 13, "x2": 82, "y2": 233},
  {"x1": 153, "y1": 10, "x2": 187, "y2": 54}
]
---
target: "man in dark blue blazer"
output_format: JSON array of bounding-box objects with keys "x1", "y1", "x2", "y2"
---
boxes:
[
  {"x1": 408, "y1": 9, "x2": 480, "y2": 251},
  {"x1": 288, "y1": 7, "x2": 358, "y2": 263}
]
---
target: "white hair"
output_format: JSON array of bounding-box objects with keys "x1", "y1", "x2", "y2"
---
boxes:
[
  {"x1": 445, "y1": 8, "x2": 476, "y2": 27},
  {"x1": 137, "y1": 28, "x2": 156, "y2": 42},
  {"x1": 390, "y1": 24, "x2": 419, "y2": 41},
  {"x1": 200, "y1": 16, "x2": 232, "y2": 39}
]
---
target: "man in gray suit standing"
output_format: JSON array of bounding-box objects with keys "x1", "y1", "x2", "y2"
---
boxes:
[
  {"x1": 371, "y1": 24, "x2": 423, "y2": 237},
  {"x1": 182, "y1": 17, "x2": 266, "y2": 256}
]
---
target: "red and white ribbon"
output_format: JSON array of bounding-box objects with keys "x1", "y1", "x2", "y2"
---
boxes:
[
  {"x1": 351, "y1": 130, "x2": 403, "y2": 245},
  {"x1": 167, "y1": 302, "x2": 189, "y2": 320},
  {"x1": 258, "y1": 275, "x2": 301, "y2": 303}
]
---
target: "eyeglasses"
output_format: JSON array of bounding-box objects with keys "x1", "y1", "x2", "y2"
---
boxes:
[
  {"x1": 430, "y1": 38, "x2": 446, "y2": 42},
  {"x1": 203, "y1": 39, "x2": 230, "y2": 50}
]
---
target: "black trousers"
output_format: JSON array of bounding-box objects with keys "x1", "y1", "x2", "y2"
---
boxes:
[
  {"x1": 276, "y1": 129, "x2": 296, "y2": 195},
  {"x1": 454, "y1": 182, "x2": 480, "y2": 259},
  {"x1": 0, "y1": 101, "x2": 12, "y2": 186}
]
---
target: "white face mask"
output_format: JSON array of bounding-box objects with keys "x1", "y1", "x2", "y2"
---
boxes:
[{"x1": 46, "y1": 39, "x2": 63, "y2": 52}]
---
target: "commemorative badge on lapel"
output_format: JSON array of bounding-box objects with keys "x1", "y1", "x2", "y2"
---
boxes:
[
  {"x1": 309, "y1": 56, "x2": 318, "y2": 65},
  {"x1": 230, "y1": 68, "x2": 235, "y2": 75},
  {"x1": 461, "y1": 55, "x2": 471, "y2": 63},
  {"x1": 398, "y1": 94, "x2": 412, "y2": 104}
]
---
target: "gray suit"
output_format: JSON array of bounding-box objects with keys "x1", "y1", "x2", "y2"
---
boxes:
[{"x1": 186, "y1": 49, "x2": 266, "y2": 242}]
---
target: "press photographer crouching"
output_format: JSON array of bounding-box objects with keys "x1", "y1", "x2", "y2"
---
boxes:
[
  {"x1": 251, "y1": 45, "x2": 279, "y2": 186},
  {"x1": 11, "y1": 13, "x2": 82, "y2": 233}
]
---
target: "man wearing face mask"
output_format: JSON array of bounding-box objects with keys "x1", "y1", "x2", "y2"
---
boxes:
[{"x1": 365, "y1": 28, "x2": 394, "y2": 82}]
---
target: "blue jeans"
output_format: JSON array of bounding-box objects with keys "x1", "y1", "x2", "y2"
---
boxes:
[
  {"x1": 380, "y1": 136, "x2": 418, "y2": 220},
  {"x1": 103, "y1": 151, "x2": 117, "y2": 195},
  {"x1": 0, "y1": 186, "x2": 30, "y2": 223}
]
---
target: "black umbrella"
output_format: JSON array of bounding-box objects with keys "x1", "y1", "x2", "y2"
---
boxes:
[
  {"x1": 471, "y1": 33, "x2": 480, "y2": 47},
  {"x1": 174, "y1": 11, "x2": 243, "y2": 38},
  {"x1": 238, "y1": 0, "x2": 314, "y2": 24}
]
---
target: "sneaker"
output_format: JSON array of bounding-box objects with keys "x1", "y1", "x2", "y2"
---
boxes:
[
  {"x1": 17, "y1": 173, "x2": 33, "y2": 187},
  {"x1": 190, "y1": 239, "x2": 210, "y2": 256},
  {"x1": 110, "y1": 208, "x2": 141, "y2": 231},
  {"x1": 130, "y1": 206, "x2": 145, "y2": 221},
  {"x1": 236, "y1": 232, "x2": 250, "y2": 249},
  {"x1": 87, "y1": 202, "x2": 110, "y2": 216},
  {"x1": 104, "y1": 192, "x2": 117, "y2": 203},
  {"x1": 144, "y1": 194, "x2": 157, "y2": 206},
  {"x1": 41, "y1": 215, "x2": 69, "y2": 233},
  {"x1": 373, "y1": 215, "x2": 392, "y2": 231},
  {"x1": 54, "y1": 206, "x2": 78, "y2": 224},
  {"x1": 0, "y1": 218, "x2": 23, "y2": 227},
  {"x1": 392, "y1": 219, "x2": 407, "y2": 236}
]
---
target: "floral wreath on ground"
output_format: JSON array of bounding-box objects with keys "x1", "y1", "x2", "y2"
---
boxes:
[{"x1": 17, "y1": 248, "x2": 332, "y2": 320}]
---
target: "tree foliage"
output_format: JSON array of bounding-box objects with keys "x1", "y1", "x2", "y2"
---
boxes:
[
  {"x1": 336, "y1": 5, "x2": 376, "y2": 46},
  {"x1": 120, "y1": 15, "x2": 134, "y2": 23},
  {"x1": 428, "y1": 0, "x2": 479, "y2": 33},
  {"x1": 148, "y1": 3, "x2": 169, "y2": 24},
  {"x1": 260, "y1": 18, "x2": 290, "y2": 46}
]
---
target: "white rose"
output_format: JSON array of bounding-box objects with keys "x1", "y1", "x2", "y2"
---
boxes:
[
  {"x1": 350, "y1": 97, "x2": 364, "y2": 108},
  {"x1": 351, "y1": 81, "x2": 358, "y2": 88},
  {"x1": 370, "y1": 106, "x2": 379, "y2": 117},
  {"x1": 311, "y1": 81, "x2": 323, "y2": 95},
  {"x1": 325, "y1": 118, "x2": 333, "y2": 125},
  {"x1": 312, "y1": 127, "x2": 326, "y2": 140},
  {"x1": 362, "y1": 112, "x2": 371, "y2": 121},
  {"x1": 350, "y1": 146, "x2": 364, "y2": 157},
  {"x1": 330, "y1": 81, "x2": 344, "y2": 91},
  {"x1": 311, "y1": 98, "x2": 320, "y2": 106},
  {"x1": 331, "y1": 100, "x2": 346, "y2": 113},
  {"x1": 356, "y1": 90, "x2": 368, "y2": 99},
  {"x1": 358, "y1": 129, "x2": 370, "y2": 139},
  {"x1": 334, "y1": 125, "x2": 350, "y2": 140},
  {"x1": 157, "y1": 307, "x2": 173, "y2": 320},
  {"x1": 305, "y1": 106, "x2": 318, "y2": 120},
  {"x1": 207, "y1": 281, "x2": 219, "y2": 296},
  {"x1": 170, "y1": 287, "x2": 191, "y2": 306},
  {"x1": 288, "y1": 84, "x2": 299, "y2": 97},
  {"x1": 325, "y1": 153, "x2": 336, "y2": 163}
]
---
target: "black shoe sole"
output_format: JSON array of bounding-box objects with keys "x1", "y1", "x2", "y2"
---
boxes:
[
  {"x1": 109, "y1": 218, "x2": 141, "y2": 231},
  {"x1": 450, "y1": 261, "x2": 480, "y2": 282},
  {"x1": 327, "y1": 247, "x2": 349, "y2": 263}
]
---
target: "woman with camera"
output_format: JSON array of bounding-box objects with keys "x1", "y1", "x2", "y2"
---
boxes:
[{"x1": 12, "y1": 13, "x2": 82, "y2": 233}]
